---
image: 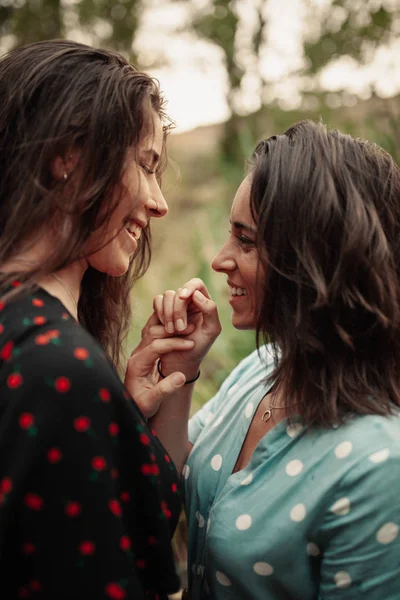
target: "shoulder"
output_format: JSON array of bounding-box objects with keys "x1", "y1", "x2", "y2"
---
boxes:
[
  {"x1": 221, "y1": 344, "x2": 275, "y2": 393},
  {"x1": 0, "y1": 293, "x2": 120, "y2": 402}
]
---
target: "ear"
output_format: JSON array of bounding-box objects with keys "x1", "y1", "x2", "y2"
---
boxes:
[{"x1": 50, "y1": 149, "x2": 81, "y2": 182}]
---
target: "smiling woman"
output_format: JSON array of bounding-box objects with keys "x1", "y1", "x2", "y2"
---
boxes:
[{"x1": 0, "y1": 39, "x2": 188, "y2": 599}]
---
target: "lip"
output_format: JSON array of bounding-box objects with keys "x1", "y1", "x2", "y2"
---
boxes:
[{"x1": 124, "y1": 226, "x2": 138, "y2": 251}]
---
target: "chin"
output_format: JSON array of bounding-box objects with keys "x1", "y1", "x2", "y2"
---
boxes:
[{"x1": 87, "y1": 257, "x2": 130, "y2": 277}]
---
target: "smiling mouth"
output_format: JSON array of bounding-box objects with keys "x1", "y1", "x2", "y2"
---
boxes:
[
  {"x1": 124, "y1": 220, "x2": 142, "y2": 240},
  {"x1": 229, "y1": 286, "x2": 247, "y2": 297}
]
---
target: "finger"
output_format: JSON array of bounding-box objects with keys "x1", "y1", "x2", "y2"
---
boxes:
[
  {"x1": 172, "y1": 288, "x2": 191, "y2": 332},
  {"x1": 141, "y1": 311, "x2": 162, "y2": 339},
  {"x1": 138, "y1": 371, "x2": 187, "y2": 418},
  {"x1": 129, "y1": 338, "x2": 195, "y2": 373},
  {"x1": 178, "y1": 278, "x2": 212, "y2": 300},
  {"x1": 162, "y1": 290, "x2": 177, "y2": 334},
  {"x1": 153, "y1": 295, "x2": 164, "y2": 325},
  {"x1": 191, "y1": 290, "x2": 221, "y2": 332}
]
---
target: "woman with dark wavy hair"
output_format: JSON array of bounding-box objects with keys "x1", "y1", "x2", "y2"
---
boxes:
[
  {"x1": 0, "y1": 39, "x2": 194, "y2": 599},
  {"x1": 131, "y1": 121, "x2": 400, "y2": 599}
]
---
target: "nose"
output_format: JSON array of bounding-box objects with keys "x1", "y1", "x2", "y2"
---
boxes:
[
  {"x1": 212, "y1": 241, "x2": 236, "y2": 273},
  {"x1": 147, "y1": 180, "x2": 168, "y2": 218}
]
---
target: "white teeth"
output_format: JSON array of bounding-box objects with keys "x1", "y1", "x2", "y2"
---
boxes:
[
  {"x1": 125, "y1": 224, "x2": 141, "y2": 239},
  {"x1": 230, "y1": 286, "x2": 246, "y2": 296}
]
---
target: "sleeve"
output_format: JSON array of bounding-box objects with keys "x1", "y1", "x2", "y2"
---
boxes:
[
  {"x1": 0, "y1": 335, "x2": 178, "y2": 599},
  {"x1": 316, "y1": 454, "x2": 400, "y2": 599}
]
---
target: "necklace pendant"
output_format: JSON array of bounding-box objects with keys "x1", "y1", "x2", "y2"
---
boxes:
[{"x1": 261, "y1": 408, "x2": 272, "y2": 422}]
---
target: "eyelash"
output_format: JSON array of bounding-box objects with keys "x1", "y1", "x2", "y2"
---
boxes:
[
  {"x1": 140, "y1": 164, "x2": 155, "y2": 175},
  {"x1": 229, "y1": 230, "x2": 255, "y2": 247}
]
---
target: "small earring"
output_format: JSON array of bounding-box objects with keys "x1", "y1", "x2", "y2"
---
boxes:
[{"x1": 63, "y1": 172, "x2": 68, "y2": 181}]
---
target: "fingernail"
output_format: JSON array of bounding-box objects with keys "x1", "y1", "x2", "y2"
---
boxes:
[
  {"x1": 179, "y1": 288, "x2": 190, "y2": 297},
  {"x1": 171, "y1": 373, "x2": 185, "y2": 386},
  {"x1": 166, "y1": 322, "x2": 174, "y2": 333},
  {"x1": 176, "y1": 318, "x2": 185, "y2": 331},
  {"x1": 194, "y1": 290, "x2": 205, "y2": 303}
]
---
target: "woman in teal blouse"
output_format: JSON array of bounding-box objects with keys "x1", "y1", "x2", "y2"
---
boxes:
[{"x1": 131, "y1": 121, "x2": 400, "y2": 599}]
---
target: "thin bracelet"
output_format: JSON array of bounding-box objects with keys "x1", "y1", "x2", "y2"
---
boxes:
[{"x1": 157, "y1": 359, "x2": 200, "y2": 384}]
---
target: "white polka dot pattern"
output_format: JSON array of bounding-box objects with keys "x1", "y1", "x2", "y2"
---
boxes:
[
  {"x1": 211, "y1": 454, "x2": 223, "y2": 471},
  {"x1": 330, "y1": 497, "x2": 351, "y2": 516},
  {"x1": 369, "y1": 448, "x2": 389, "y2": 463},
  {"x1": 376, "y1": 522, "x2": 399, "y2": 544},
  {"x1": 253, "y1": 562, "x2": 274, "y2": 576},
  {"x1": 285, "y1": 459, "x2": 304, "y2": 477},
  {"x1": 334, "y1": 441, "x2": 353, "y2": 458},
  {"x1": 290, "y1": 503, "x2": 306, "y2": 522},
  {"x1": 245, "y1": 402, "x2": 254, "y2": 418},
  {"x1": 236, "y1": 514, "x2": 252, "y2": 530},
  {"x1": 216, "y1": 571, "x2": 232, "y2": 586},
  {"x1": 335, "y1": 571, "x2": 352, "y2": 588}
]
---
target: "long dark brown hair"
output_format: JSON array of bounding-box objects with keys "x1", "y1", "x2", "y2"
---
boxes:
[
  {"x1": 0, "y1": 39, "x2": 172, "y2": 370},
  {"x1": 250, "y1": 120, "x2": 400, "y2": 427}
]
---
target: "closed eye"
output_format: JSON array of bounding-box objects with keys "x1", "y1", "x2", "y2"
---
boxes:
[{"x1": 140, "y1": 164, "x2": 155, "y2": 175}]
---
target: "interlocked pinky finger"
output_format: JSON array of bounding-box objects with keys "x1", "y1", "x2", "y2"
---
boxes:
[{"x1": 153, "y1": 294, "x2": 165, "y2": 324}]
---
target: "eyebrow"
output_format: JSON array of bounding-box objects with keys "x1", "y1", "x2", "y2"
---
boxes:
[
  {"x1": 230, "y1": 219, "x2": 257, "y2": 234},
  {"x1": 142, "y1": 149, "x2": 160, "y2": 167}
]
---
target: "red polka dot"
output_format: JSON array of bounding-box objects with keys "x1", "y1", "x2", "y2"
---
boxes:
[
  {"x1": 7, "y1": 372, "x2": 22, "y2": 388},
  {"x1": 108, "y1": 499, "x2": 121, "y2": 517},
  {"x1": 35, "y1": 334, "x2": 49, "y2": 345},
  {"x1": 65, "y1": 501, "x2": 81, "y2": 517},
  {"x1": 55, "y1": 376, "x2": 70, "y2": 393},
  {"x1": 74, "y1": 347, "x2": 89, "y2": 360},
  {"x1": 29, "y1": 580, "x2": 41, "y2": 592},
  {"x1": 22, "y1": 542, "x2": 36, "y2": 555},
  {"x1": 0, "y1": 477, "x2": 12, "y2": 494},
  {"x1": 19, "y1": 413, "x2": 34, "y2": 430},
  {"x1": 120, "y1": 535, "x2": 131, "y2": 551},
  {"x1": 24, "y1": 493, "x2": 43, "y2": 511},
  {"x1": 79, "y1": 540, "x2": 95, "y2": 555},
  {"x1": 136, "y1": 558, "x2": 146, "y2": 569},
  {"x1": 33, "y1": 316, "x2": 46, "y2": 325},
  {"x1": 165, "y1": 454, "x2": 171, "y2": 463},
  {"x1": 46, "y1": 329, "x2": 60, "y2": 339},
  {"x1": 18, "y1": 586, "x2": 29, "y2": 597},
  {"x1": 0, "y1": 340, "x2": 14, "y2": 361},
  {"x1": 74, "y1": 416, "x2": 90, "y2": 432},
  {"x1": 120, "y1": 491, "x2": 130, "y2": 502},
  {"x1": 140, "y1": 433, "x2": 150, "y2": 445},
  {"x1": 150, "y1": 464, "x2": 160, "y2": 476},
  {"x1": 0, "y1": 301, "x2": 5, "y2": 311},
  {"x1": 32, "y1": 298, "x2": 44, "y2": 307},
  {"x1": 171, "y1": 483, "x2": 178, "y2": 493},
  {"x1": 47, "y1": 448, "x2": 62, "y2": 464},
  {"x1": 105, "y1": 582, "x2": 126, "y2": 599},
  {"x1": 141, "y1": 464, "x2": 152, "y2": 476},
  {"x1": 92, "y1": 456, "x2": 107, "y2": 471},
  {"x1": 99, "y1": 388, "x2": 111, "y2": 402},
  {"x1": 0, "y1": 324, "x2": 4, "y2": 334},
  {"x1": 161, "y1": 501, "x2": 172, "y2": 519},
  {"x1": 108, "y1": 422, "x2": 119, "y2": 436},
  {"x1": 12, "y1": 280, "x2": 21, "y2": 287}
]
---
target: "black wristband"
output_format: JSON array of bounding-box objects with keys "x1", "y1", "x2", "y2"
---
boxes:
[{"x1": 157, "y1": 359, "x2": 200, "y2": 384}]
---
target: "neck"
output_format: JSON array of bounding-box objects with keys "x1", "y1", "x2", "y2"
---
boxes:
[{"x1": 41, "y1": 260, "x2": 88, "y2": 320}]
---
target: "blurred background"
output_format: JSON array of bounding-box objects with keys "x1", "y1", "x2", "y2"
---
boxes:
[
  {"x1": 1, "y1": 0, "x2": 399, "y2": 411},
  {"x1": 2, "y1": 0, "x2": 399, "y2": 589}
]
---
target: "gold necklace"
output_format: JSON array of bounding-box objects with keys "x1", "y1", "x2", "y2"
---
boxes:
[
  {"x1": 50, "y1": 273, "x2": 79, "y2": 310},
  {"x1": 261, "y1": 395, "x2": 299, "y2": 422}
]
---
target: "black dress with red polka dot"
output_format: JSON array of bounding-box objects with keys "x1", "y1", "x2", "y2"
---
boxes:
[{"x1": 0, "y1": 286, "x2": 181, "y2": 599}]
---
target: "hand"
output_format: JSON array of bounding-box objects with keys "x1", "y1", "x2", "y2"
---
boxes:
[
  {"x1": 125, "y1": 312, "x2": 196, "y2": 418},
  {"x1": 153, "y1": 277, "x2": 221, "y2": 377}
]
